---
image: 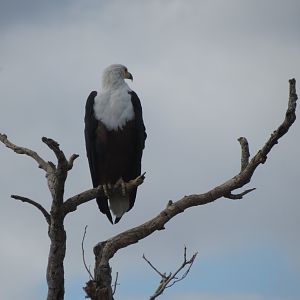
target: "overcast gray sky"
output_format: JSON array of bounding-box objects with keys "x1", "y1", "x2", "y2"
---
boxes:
[{"x1": 1, "y1": 1, "x2": 300, "y2": 299}]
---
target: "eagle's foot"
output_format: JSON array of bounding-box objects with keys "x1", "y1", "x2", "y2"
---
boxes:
[
  {"x1": 115, "y1": 178, "x2": 127, "y2": 196},
  {"x1": 102, "y1": 183, "x2": 112, "y2": 197}
]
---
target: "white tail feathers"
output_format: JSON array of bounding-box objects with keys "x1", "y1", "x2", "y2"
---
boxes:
[{"x1": 109, "y1": 193, "x2": 130, "y2": 218}]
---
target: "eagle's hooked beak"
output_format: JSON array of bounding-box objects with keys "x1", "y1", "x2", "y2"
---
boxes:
[{"x1": 125, "y1": 70, "x2": 133, "y2": 81}]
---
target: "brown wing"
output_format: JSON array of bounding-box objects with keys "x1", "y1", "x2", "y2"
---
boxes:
[{"x1": 84, "y1": 91, "x2": 113, "y2": 223}]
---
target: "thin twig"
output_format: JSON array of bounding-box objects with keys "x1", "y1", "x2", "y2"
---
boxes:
[
  {"x1": 143, "y1": 254, "x2": 165, "y2": 278},
  {"x1": 112, "y1": 272, "x2": 119, "y2": 296},
  {"x1": 81, "y1": 225, "x2": 94, "y2": 280},
  {"x1": 11, "y1": 194, "x2": 50, "y2": 224},
  {"x1": 224, "y1": 188, "x2": 256, "y2": 200}
]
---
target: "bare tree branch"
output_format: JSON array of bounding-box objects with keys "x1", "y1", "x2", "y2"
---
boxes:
[
  {"x1": 63, "y1": 173, "x2": 146, "y2": 215},
  {"x1": 143, "y1": 254, "x2": 165, "y2": 278},
  {"x1": 81, "y1": 225, "x2": 94, "y2": 280},
  {"x1": 0, "y1": 133, "x2": 50, "y2": 171},
  {"x1": 90, "y1": 79, "x2": 298, "y2": 299},
  {"x1": 145, "y1": 246, "x2": 198, "y2": 300},
  {"x1": 11, "y1": 194, "x2": 51, "y2": 224}
]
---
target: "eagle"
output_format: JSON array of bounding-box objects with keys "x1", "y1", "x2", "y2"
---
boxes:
[{"x1": 84, "y1": 64, "x2": 146, "y2": 224}]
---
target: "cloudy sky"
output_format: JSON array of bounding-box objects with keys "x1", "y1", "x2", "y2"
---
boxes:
[{"x1": 0, "y1": 1, "x2": 300, "y2": 299}]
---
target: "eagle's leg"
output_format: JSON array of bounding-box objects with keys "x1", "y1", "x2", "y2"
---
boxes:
[
  {"x1": 115, "y1": 178, "x2": 127, "y2": 196},
  {"x1": 102, "y1": 183, "x2": 112, "y2": 197}
]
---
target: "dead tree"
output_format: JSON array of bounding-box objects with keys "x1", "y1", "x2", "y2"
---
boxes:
[
  {"x1": 0, "y1": 79, "x2": 298, "y2": 300},
  {"x1": 0, "y1": 136, "x2": 144, "y2": 300}
]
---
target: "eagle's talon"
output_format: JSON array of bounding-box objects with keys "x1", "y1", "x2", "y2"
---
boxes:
[
  {"x1": 102, "y1": 184, "x2": 111, "y2": 197},
  {"x1": 121, "y1": 180, "x2": 126, "y2": 196},
  {"x1": 115, "y1": 178, "x2": 127, "y2": 196}
]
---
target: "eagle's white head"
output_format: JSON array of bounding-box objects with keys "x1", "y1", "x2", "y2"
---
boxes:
[
  {"x1": 102, "y1": 64, "x2": 133, "y2": 91},
  {"x1": 94, "y1": 64, "x2": 135, "y2": 130}
]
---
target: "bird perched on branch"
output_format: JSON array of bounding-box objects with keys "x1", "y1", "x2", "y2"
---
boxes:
[{"x1": 84, "y1": 64, "x2": 147, "y2": 223}]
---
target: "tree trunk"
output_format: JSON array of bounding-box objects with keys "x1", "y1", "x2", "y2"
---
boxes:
[
  {"x1": 45, "y1": 154, "x2": 68, "y2": 300},
  {"x1": 46, "y1": 213, "x2": 66, "y2": 300}
]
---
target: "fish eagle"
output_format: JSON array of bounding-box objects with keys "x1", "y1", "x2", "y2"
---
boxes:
[{"x1": 84, "y1": 64, "x2": 146, "y2": 224}]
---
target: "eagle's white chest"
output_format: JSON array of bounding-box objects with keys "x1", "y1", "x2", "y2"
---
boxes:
[{"x1": 93, "y1": 84, "x2": 134, "y2": 131}]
